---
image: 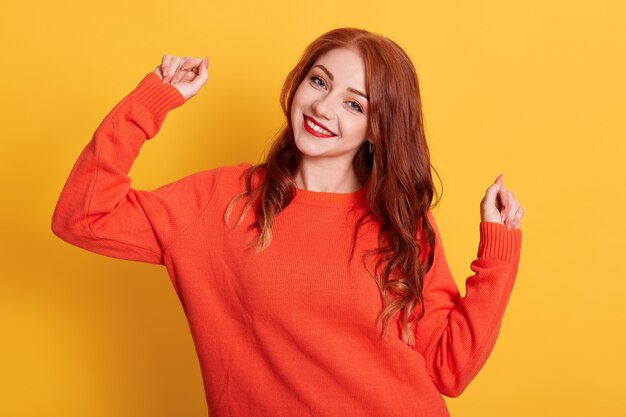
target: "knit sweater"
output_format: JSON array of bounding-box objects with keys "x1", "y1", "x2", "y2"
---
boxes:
[{"x1": 51, "y1": 71, "x2": 523, "y2": 417}]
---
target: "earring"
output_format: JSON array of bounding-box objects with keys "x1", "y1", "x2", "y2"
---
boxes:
[{"x1": 369, "y1": 142, "x2": 374, "y2": 153}]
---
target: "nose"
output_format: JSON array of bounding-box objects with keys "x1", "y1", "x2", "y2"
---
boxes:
[{"x1": 312, "y1": 94, "x2": 336, "y2": 120}]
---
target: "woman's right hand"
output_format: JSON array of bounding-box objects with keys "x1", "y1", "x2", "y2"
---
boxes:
[{"x1": 153, "y1": 54, "x2": 209, "y2": 100}]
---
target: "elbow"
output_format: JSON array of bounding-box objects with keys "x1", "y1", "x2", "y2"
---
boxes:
[
  {"x1": 428, "y1": 357, "x2": 474, "y2": 398},
  {"x1": 51, "y1": 205, "x2": 86, "y2": 243},
  {"x1": 433, "y1": 376, "x2": 469, "y2": 398},
  {"x1": 51, "y1": 213, "x2": 94, "y2": 252},
  {"x1": 429, "y1": 353, "x2": 486, "y2": 398},
  {"x1": 51, "y1": 213, "x2": 74, "y2": 242},
  {"x1": 425, "y1": 331, "x2": 496, "y2": 398},
  {"x1": 51, "y1": 208, "x2": 67, "y2": 239}
]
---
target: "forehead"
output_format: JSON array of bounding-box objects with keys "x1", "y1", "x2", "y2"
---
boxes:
[{"x1": 312, "y1": 47, "x2": 366, "y2": 89}]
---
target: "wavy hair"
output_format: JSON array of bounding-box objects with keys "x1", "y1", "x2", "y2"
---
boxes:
[{"x1": 225, "y1": 27, "x2": 441, "y2": 346}]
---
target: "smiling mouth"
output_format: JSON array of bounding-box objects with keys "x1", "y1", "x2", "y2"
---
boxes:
[{"x1": 303, "y1": 115, "x2": 337, "y2": 138}]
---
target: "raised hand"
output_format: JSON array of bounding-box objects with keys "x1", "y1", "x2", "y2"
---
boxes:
[
  {"x1": 480, "y1": 174, "x2": 524, "y2": 231},
  {"x1": 153, "y1": 54, "x2": 209, "y2": 100}
]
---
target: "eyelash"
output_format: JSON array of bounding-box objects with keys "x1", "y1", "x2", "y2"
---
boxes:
[
  {"x1": 311, "y1": 75, "x2": 327, "y2": 89},
  {"x1": 347, "y1": 101, "x2": 363, "y2": 113},
  {"x1": 309, "y1": 75, "x2": 364, "y2": 114}
]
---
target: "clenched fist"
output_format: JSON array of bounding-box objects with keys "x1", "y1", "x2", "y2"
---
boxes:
[{"x1": 153, "y1": 54, "x2": 209, "y2": 100}]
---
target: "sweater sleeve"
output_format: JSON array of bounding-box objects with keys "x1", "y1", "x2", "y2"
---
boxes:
[
  {"x1": 51, "y1": 72, "x2": 222, "y2": 265},
  {"x1": 412, "y1": 211, "x2": 523, "y2": 398}
]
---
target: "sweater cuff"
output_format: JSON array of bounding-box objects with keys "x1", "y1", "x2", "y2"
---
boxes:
[
  {"x1": 477, "y1": 222, "x2": 522, "y2": 262},
  {"x1": 129, "y1": 72, "x2": 186, "y2": 118}
]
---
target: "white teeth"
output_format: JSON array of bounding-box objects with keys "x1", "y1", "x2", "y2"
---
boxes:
[{"x1": 306, "y1": 117, "x2": 333, "y2": 136}]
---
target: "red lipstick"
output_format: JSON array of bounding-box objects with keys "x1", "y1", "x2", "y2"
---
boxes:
[{"x1": 303, "y1": 115, "x2": 337, "y2": 138}]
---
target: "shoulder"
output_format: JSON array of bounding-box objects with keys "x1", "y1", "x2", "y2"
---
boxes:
[
  {"x1": 175, "y1": 162, "x2": 253, "y2": 187},
  {"x1": 218, "y1": 162, "x2": 254, "y2": 182},
  {"x1": 147, "y1": 162, "x2": 254, "y2": 201},
  {"x1": 208, "y1": 162, "x2": 258, "y2": 193},
  {"x1": 191, "y1": 161, "x2": 260, "y2": 204}
]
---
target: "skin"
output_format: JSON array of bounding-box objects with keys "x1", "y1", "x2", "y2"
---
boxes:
[
  {"x1": 290, "y1": 47, "x2": 371, "y2": 194},
  {"x1": 152, "y1": 54, "x2": 209, "y2": 100},
  {"x1": 152, "y1": 53, "x2": 524, "y2": 231}
]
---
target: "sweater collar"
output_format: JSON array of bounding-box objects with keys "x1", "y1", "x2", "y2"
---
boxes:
[{"x1": 292, "y1": 186, "x2": 367, "y2": 207}]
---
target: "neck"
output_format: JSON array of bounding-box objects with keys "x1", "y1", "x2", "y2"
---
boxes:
[{"x1": 294, "y1": 157, "x2": 362, "y2": 193}]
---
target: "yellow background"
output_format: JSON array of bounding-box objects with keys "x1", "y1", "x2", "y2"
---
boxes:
[{"x1": 2, "y1": 0, "x2": 624, "y2": 416}]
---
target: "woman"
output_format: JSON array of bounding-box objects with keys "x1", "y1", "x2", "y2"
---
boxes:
[{"x1": 52, "y1": 28, "x2": 523, "y2": 417}]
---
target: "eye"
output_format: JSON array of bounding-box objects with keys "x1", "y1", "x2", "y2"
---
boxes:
[
  {"x1": 310, "y1": 76, "x2": 327, "y2": 89},
  {"x1": 347, "y1": 101, "x2": 363, "y2": 114}
]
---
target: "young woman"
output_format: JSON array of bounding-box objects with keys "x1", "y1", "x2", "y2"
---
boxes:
[{"x1": 52, "y1": 27, "x2": 524, "y2": 417}]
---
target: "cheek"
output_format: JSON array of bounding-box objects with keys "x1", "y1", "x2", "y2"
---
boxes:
[
  {"x1": 344, "y1": 118, "x2": 368, "y2": 139},
  {"x1": 359, "y1": 119, "x2": 369, "y2": 137},
  {"x1": 290, "y1": 87, "x2": 306, "y2": 120},
  {"x1": 292, "y1": 83, "x2": 308, "y2": 106},
  {"x1": 290, "y1": 94, "x2": 302, "y2": 119}
]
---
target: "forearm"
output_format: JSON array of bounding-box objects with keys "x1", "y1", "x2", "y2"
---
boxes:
[
  {"x1": 51, "y1": 72, "x2": 185, "y2": 261},
  {"x1": 415, "y1": 218, "x2": 523, "y2": 397}
]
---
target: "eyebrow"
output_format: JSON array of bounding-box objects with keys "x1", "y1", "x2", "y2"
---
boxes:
[{"x1": 313, "y1": 64, "x2": 369, "y2": 100}]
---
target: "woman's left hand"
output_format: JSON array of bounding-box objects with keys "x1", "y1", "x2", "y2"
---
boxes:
[{"x1": 480, "y1": 174, "x2": 524, "y2": 231}]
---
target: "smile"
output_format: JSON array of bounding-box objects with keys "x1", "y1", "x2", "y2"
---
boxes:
[{"x1": 303, "y1": 115, "x2": 337, "y2": 138}]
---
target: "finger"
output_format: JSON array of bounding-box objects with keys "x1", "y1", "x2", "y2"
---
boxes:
[
  {"x1": 189, "y1": 56, "x2": 209, "y2": 88},
  {"x1": 171, "y1": 56, "x2": 206, "y2": 84},
  {"x1": 498, "y1": 187, "x2": 513, "y2": 215},
  {"x1": 484, "y1": 180, "x2": 504, "y2": 210},
  {"x1": 171, "y1": 56, "x2": 191, "y2": 83},
  {"x1": 161, "y1": 54, "x2": 173, "y2": 80},
  {"x1": 176, "y1": 70, "x2": 197, "y2": 83},
  {"x1": 166, "y1": 56, "x2": 182, "y2": 82},
  {"x1": 511, "y1": 206, "x2": 524, "y2": 229},
  {"x1": 173, "y1": 59, "x2": 205, "y2": 84},
  {"x1": 500, "y1": 189, "x2": 515, "y2": 218},
  {"x1": 164, "y1": 55, "x2": 182, "y2": 83},
  {"x1": 180, "y1": 56, "x2": 205, "y2": 72},
  {"x1": 503, "y1": 198, "x2": 518, "y2": 220},
  {"x1": 172, "y1": 70, "x2": 198, "y2": 86},
  {"x1": 503, "y1": 198, "x2": 519, "y2": 224}
]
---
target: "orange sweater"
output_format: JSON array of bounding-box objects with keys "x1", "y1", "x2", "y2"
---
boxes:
[{"x1": 51, "y1": 72, "x2": 523, "y2": 417}]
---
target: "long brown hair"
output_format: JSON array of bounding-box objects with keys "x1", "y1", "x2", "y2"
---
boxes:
[{"x1": 225, "y1": 27, "x2": 441, "y2": 346}]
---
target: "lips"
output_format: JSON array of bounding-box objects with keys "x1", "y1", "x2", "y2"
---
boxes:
[{"x1": 303, "y1": 115, "x2": 337, "y2": 138}]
